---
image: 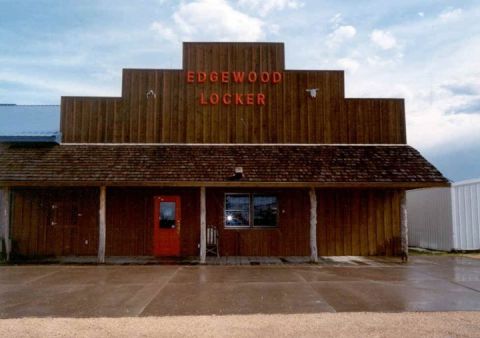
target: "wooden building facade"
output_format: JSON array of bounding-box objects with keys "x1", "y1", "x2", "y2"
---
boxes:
[{"x1": 0, "y1": 42, "x2": 448, "y2": 262}]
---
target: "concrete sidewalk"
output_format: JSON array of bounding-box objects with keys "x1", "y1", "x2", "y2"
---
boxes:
[{"x1": 1, "y1": 256, "x2": 480, "y2": 317}]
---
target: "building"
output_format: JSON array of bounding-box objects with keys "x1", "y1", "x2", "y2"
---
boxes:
[
  {"x1": 408, "y1": 178, "x2": 480, "y2": 251},
  {"x1": 0, "y1": 42, "x2": 448, "y2": 262}
]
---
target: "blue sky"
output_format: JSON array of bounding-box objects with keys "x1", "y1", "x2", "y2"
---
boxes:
[{"x1": 0, "y1": 0, "x2": 479, "y2": 181}]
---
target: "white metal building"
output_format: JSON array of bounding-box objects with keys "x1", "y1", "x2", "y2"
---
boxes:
[{"x1": 407, "y1": 178, "x2": 480, "y2": 251}]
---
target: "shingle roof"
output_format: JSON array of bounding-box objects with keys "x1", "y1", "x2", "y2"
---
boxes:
[{"x1": 0, "y1": 144, "x2": 449, "y2": 187}]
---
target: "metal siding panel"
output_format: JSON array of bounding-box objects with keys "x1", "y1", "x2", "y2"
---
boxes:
[
  {"x1": 452, "y1": 180, "x2": 480, "y2": 250},
  {"x1": 451, "y1": 186, "x2": 459, "y2": 249},
  {"x1": 407, "y1": 188, "x2": 452, "y2": 251}
]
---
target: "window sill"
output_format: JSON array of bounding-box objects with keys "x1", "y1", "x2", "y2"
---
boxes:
[{"x1": 224, "y1": 226, "x2": 279, "y2": 230}]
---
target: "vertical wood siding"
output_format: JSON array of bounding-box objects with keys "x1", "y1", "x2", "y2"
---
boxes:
[
  {"x1": 11, "y1": 188, "x2": 98, "y2": 257},
  {"x1": 316, "y1": 189, "x2": 402, "y2": 256},
  {"x1": 207, "y1": 188, "x2": 402, "y2": 256},
  {"x1": 10, "y1": 187, "x2": 402, "y2": 257},
  {"x1": 61, "y1": 43, "x2": 406, "y2": 144},
  {"x1": 105, "y1": 187, "x2": 200, "y2": 257}
]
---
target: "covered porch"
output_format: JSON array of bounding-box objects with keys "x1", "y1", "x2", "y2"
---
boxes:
[
  {"x1": 2, "y1": 185, "x2": 411, "y2": 263},
  {"x1": 0, "y1": 143, "x2": 449, "y2": 262}
]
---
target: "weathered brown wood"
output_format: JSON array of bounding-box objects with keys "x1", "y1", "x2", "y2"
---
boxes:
[
  {"x1": 316, "y1": 189, "x2": 402, "y2": 257},
  {"x1": 309, "y1": 188, "x2": 318, "y2": 262},
  {"x1": 9, "y1": 187, "x2": 403, "y2": 258},
  {"x1": 200, "y1": 186, "x2": 206, "y2": 264},
  {"x1": 10, "y1": 188, "x2": 99, "y2": 257},
  {"x1": 104, "y1": 187, "x2": 200, "y2": 257},
  {"x1": 60, "y1": 43, "x2": 406, "y2": 145},
  {"x1": 61, "y1": 97, "x2": 123, "y2": 143},
  {"x1": 98, "y1": 186, "x2": 106, "y2": 263},
  {"x1": 1, "y1": 188, "x2": 11, "y2": 260},
  {"x1": 203, "y1": 188, "x2": 403, "y2": 257}
]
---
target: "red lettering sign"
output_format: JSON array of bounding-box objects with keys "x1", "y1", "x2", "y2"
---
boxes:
[
  {"x1": 199, "y1": 92, "x2": 208, "y2": 105},
  {"x1": 188, "y1": 70, "x2": 283, "y2": 105},
  {"x1": 246, "y1": 93, "x2": 254, "y2": 105},
  {"x1": 272, "y1": 72, "x2": 282, "y2": 84},
  {"x1": 232, "y1": 72, "x2": 245, "y2": 83},
  {"x1": 235, "y1": 94, "x2": 243, "y2": 105},
  {"x1": 247, "y1": 72, "x2": 257, "y2": 83},
  {"x1": 257, "y1": 93, "x2": 266, "y2": 105},
  {"x1": 210, "y1": 72, "x2": 218, "y2": 82},
  {"x1": 222, "y1": 93, "x2": 232, "y2": 104},
  {"x1": 260, "y1": 72, "x2": 270, "y2": 83},
  {"x1": 221, "y1": 72, "x2": 229, "y2": 83},
  {"x1": 197, "y1": 72, "x2": 207, "y2": 83}
]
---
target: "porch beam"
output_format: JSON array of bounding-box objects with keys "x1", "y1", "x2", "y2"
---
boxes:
[
  {"x1": 400, "y1": 190, "x2": 408, "y2": 262},
  {"x1": 98, "y1": 186, "x2": 106, "y2": 264},
  {"x1": 1, "y1": 188, "x2": 11, "y2": 261},
  {"x1": 309, "y1": 187, "x2": 318, "y2": 263},
  {"x1": 200, "y1": 186, "x2": 206, "y2": 264}
]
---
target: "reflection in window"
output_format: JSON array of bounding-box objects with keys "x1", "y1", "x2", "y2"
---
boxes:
[
  {"x1": 253, "y1": 195, "x2": 278, "y2": 227},
  {"x1": 225, "y1": 194, "x2": 278, "y2": 228},
  {"x1": 225, "y1": 194, "x2": 250, "y2": 227},
  {"x1": 160, "y1": 202, "x2": 176, "y2": 228}
]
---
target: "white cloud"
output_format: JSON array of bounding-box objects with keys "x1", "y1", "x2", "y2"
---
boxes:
[
  {"x1": 150, "y1": 0, "x2": 266, "y2": 42},
  {"x1": 329, "y1": 13, "x2": 343, "y2": 27},
  {"x1": 367, "y1": 55, "x2": 395, "y2": 67},
  {"x1": 408, "y1": 105, "x2": 480, "y2": 150},
  {"x1": 366, "y1": 50, "x2": 403, "y2": 68},
  {"x1": 0, "y1": 71, "x2": 118, "y2": 97},
  {"x1": 150, "y1": 22, "x2": 178, "y2": 43},
  {"x1": 418, "y1": 12, "x2": 424, "y2": 17},
  {"x1": 337, "y1": 58, "x2": 359, "y2": 73},
  {"x1": 442, "y1": 77, "x2": 480, "y2": 96},
  {"x1": 326, "y1": 25, "x2": 356, "y2": 48},
  {"x1": 238, "y1": 0, "x2": 304, "y2": 17},
  {"x1": 438, "y1": 8, "x2": 462, "y2": 22},
  {"x1": 370, "y1": 29, "x2": 397, "y2": 50}
]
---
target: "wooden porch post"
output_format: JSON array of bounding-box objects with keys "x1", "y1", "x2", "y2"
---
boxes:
[
  {"x1": 400, "y1": 190, "x2": 408, "y2": 262},
  {"x1": 309, "y1": 188, "x2": 318, "y2": 263},
  {"x1": 98, "y1": 186, "x2": 106, "y2": 264},
  {"x1": 1, "y1": 188, "x2": 11, "y2": 261},
  {"x1": 200, "y1": 186, "x2": 206, "y2": 264}
]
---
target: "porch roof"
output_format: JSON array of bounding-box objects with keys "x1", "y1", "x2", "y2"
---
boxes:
[{"x1": 0, "y1": 144, "x2": 449, "y2": 188}]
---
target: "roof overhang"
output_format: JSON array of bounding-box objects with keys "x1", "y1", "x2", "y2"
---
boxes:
[
  {"x1": 0, "y1": 180, "x2": 450, "y2": 189},
  {"x1": 0, "y1": 143, "x2": 450, "y2": 188}
]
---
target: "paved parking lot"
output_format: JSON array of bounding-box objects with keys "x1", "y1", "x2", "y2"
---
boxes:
[{"x1": 1, "y1": 256, "x2": 480, "y2": 318}]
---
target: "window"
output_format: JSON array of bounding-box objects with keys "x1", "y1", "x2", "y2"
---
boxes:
[
  {"x1": 253, "y1": 195, "x2": 278, "y2": 227},
  {"x1": 225, "y1": 194, "x2": 250, "y2": 227},
  {"x1": 225, "y1": 193, "x2": 278, "y2": 228},
  {"x1": 159, "y1": 201, "x2": 176, "y2": 228}
]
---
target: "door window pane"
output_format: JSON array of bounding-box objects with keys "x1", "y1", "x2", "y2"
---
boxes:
[
  {"x1": 253, "y1": 195, "x2": 278, "y2": 227},
  {"x1": 225, "y1": 194, "x2": 250, "y2": 227},
  {"x1": 160, "y1": 201, "x2": 176, "y2": 228}
]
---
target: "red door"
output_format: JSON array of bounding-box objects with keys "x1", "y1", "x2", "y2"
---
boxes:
[{"x1": 153, "y1": 196, "x2": 181, "y2": 257}]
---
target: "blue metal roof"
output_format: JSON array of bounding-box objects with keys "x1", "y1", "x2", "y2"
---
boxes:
[
  {"x1": 0, "y1": 132, "x2": 61, "y2": 143},
  {"x1": 0, "y1": 105, "x2": 60, "y2": 143},
  {"x1": 0, "y1": 104, "x2": 60, "y2": 134}
]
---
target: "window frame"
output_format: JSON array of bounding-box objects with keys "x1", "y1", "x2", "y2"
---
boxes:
[
  {"x1": 224, "y1": 193, "x2": 279, "y2": 229},
  {"x1": 224, "y1": 193, "x2": 251, "y2": 228}
]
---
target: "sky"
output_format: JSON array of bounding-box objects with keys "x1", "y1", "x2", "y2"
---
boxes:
[{"x1": 0, "y1": 0, "x2": 479, "y2": 182}]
